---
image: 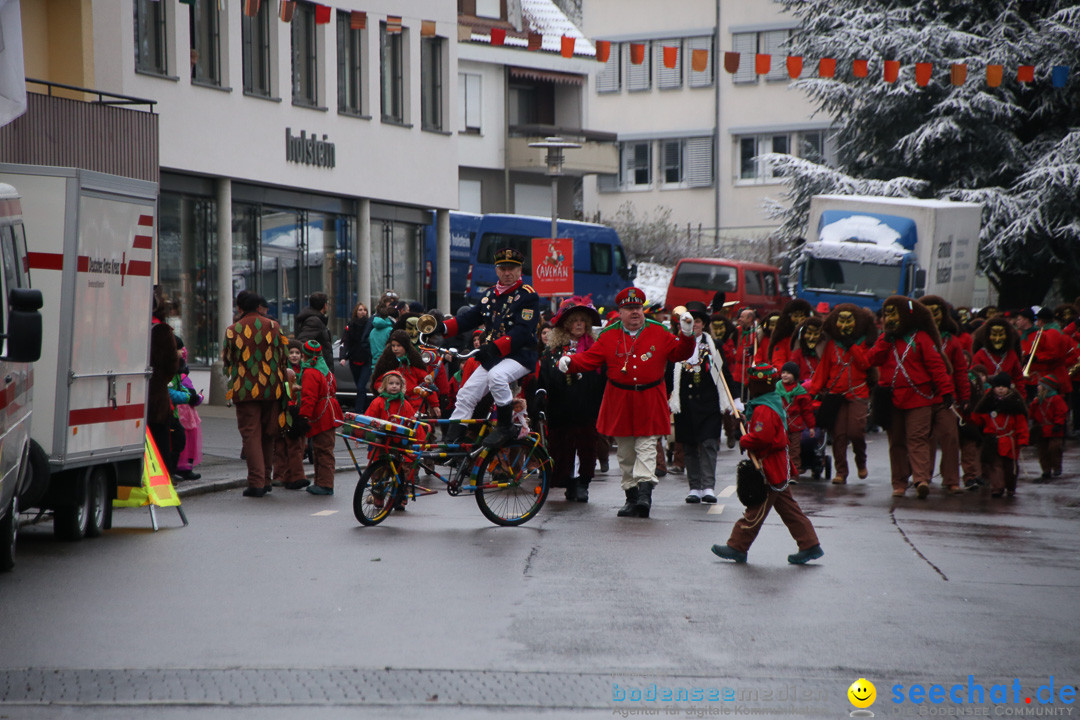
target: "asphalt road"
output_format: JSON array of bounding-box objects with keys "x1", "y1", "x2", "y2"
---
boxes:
[{"x1": 2, "y1": 431, "x2": 1079, "y2": 720}]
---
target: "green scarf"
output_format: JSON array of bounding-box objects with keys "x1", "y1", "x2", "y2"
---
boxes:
[
  {"x1": 744, "y1": 390, "x2": 787, "y2": 428},
  {"x1": 379, "y1": 390, "x2": 405, "y2": 402},
  {"x1": 302, "y1": 354, "x2": 330, "y2": 377},
  {"x1": 774, "y1": 380, "x2": 806, "y2": 405}
]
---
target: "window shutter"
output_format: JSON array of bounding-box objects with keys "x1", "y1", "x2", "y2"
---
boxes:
[
  {"x1": 763, "y1": 30, "x2": 790, "y2": 81},
  {"x1": 597, "y1": 173, "x2": 617, "y2": 192},
  {"x1": 627, "y1": 41, "x2": 651, "y2": 91},
  {"x1": 685, "y1": 137, "x2": 714, "y2": 187},
  {"x1": 687, "y1": 35, "x2": 713, "y2": 88},
  {"x1": 731, "y1": 33, "x2": 757, "y2": 84},
  {"x1": 656, "y1": 40, "x2": 682, "y2": 89},
  {"x1": 596, "y1": 42, "x2": 620, "y2": 93}
]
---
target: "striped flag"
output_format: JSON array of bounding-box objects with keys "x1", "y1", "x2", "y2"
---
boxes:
[
  {"x1": 351, "y1": 10, "x2": 366, "y2": 30},
  {"x1": 386, "y1": 15, "x2": 402, "y2": 33}
]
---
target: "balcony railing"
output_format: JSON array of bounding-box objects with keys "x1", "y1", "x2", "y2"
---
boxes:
[{"x1": 507, "y1": 124, "x2": 618, "y2": 175}]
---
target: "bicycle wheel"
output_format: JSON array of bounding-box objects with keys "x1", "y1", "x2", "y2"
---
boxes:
[
  {"x1": 473, "y1": 440, "x2": 550, "y2": 526},
  {"x1": 353, "y1": 459, "x2": 401, "y2": 526}
]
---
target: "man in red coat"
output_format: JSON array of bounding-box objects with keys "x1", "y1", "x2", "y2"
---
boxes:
[
  {"x1": 560, "y1": 287, "x2": 694, "y2": 518},
  {"x1": 711, "y1": 363, "x2": 823, "y2": 564}
]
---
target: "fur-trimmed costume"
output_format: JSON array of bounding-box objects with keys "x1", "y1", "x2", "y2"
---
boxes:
[
  {"x1": 971, "y1": 388, "x2": 1029, "y2": 495},
  {"x1": 919, "y1": 295, "x2": 969, "y2": 492},
  {"x1": 971, "y1": 317, "x2": 1024, "y2": 389},
  {"x1": 768, "y1": 299, "x2": 813, "y2": 371}
]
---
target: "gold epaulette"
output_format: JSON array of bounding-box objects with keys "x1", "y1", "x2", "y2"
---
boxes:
[{"x1": 522, "y1": 284, "x2": 536, "y2": 293}]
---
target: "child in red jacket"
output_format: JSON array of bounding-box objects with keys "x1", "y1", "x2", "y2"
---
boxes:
[
  {"x1": 299, "y1": 339, "x2": 344, "y2": 496},
  {"x1": 970, "y1": 372, "x2": 1029, "y2": 498},
  {"x1": 273, "y1": 339, "x2": 310, "y2": 490},
  {"x1": 776, "y1": 361, "x2": 816, "y2": 478},
  {"x1": 711, "y1": 363, "x2": 823, "y2": 565},
  {"x1": 365, "y1": 370, "x2": 419, "y2": 457},
  {"x1": 1030, "y1": 376, "x2": 1068, "y2": 480}
]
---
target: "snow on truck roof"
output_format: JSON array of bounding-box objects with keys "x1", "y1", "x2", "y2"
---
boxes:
[{"x1": 815, "y1": 194, "x2": 982, "y2": 210}]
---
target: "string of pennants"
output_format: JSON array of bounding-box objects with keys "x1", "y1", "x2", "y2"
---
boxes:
[{"x1": 191, "y1": 1, "x2": 1075, "y2": 87}]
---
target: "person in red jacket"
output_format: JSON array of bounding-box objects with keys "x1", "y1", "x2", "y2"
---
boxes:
[
  {"x1": 560, "y1": 287, "x2": 695, "y2": 518},
  {"x1": 920, "y1": 295, "x2": 970, "y2": 495},
  {"x1": 710, "y1": 363, "x2": 823, "y2": 565},
  {"x1": 298, "y1": 339, "x2": 344, "y2": 495},
  {"x1": 971, "y1": 317, "x2": 1024, "y2": 389},
  {"x1": 1018, "y1": 307, "x2": 1078, "y2": 400},
  {"x1": 768, "y1": 299, "x2": 812, "y2": 371},
  {"x1": 731, "y1": 308, "x2": 758, "y2": 402},
  {"x1": 372, "y1": 330, "x2": 431, "y2": 415},
  {"x1": 788, "y1": 317, "x2": 824, "y2": 384},
  {"x1": 971, "y1": 373, "x2": 1028, "y2": 498},
  {"x1": 1030, "y1": 376, "x2": 1068, "y2": 480},
  {"x1": 807, "y1": 304, "x2": 877, "y2": 484},
  {"x1": 776, "y1": 362, "x2": 815, "y2": 477},
  {"x1": 866, "y1": 296, "x2": 954, "y2": 499}
]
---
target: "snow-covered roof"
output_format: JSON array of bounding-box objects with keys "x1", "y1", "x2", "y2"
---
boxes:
[
  {"x1": 468, "y1": 0, "x2": 595, "y2": 57},
  {"x1": 805, "y1": 239, "x2": 908, "y2": 264},
  {"x1": 819, "y1": 215, "x2": 902, "y2": 247}
]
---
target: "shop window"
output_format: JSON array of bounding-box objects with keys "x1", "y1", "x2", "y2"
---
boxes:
[
  {"x1": 241, "y1": 0, "x2": 272, "y2": 97},
  {"x1": 158, "y1": 193, "x2": 219, "y2": 365}
]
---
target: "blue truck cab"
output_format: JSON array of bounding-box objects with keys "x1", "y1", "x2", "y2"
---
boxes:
[
  {"x1": 423, "y1": 212, "x2": 634, "y2": 312},
  {"x1": 795, "y1": 210, "x2": 926, "y2": 312}
]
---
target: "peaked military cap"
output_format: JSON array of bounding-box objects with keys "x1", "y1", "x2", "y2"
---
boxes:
[
  {"x1": 615, "y1": 287, "x2": 647, "y2": 307},
  {"x1": 493, "y1": 247, "x2": 524, "y2": 266}
]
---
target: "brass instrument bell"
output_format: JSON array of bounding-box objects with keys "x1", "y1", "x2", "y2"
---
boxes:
[{"x1": 417, "y1": 314, "x2": 439, "y2": 335}]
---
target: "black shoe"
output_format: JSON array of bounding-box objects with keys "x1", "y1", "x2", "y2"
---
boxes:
[
  {"x1": 711, "y1": 544, "x2": 747, "y2": 563},
  {"x1": 617, "y1": 487, "x2": 639, "y2": 517},
  {"x1": 482, "y1": 405, "x2": 514, "y2": 449},
  {"x1": 444, "y1": 423, "x2": 465, "y2": 446},
  {"x1": 575, "y1": 482, "x2": 590, "y2": 503},
  {"x1": 634, "y1": 481, "x2": 653, "y2": 518},
  {"x1": 242, "y1": 486, "x2": 267, "y2": 498},
  {"x1": 175, "y1": 469, "x2": 201, "y2": 481},
  {"x1": 598, "y1": 460, "x2": 609, "y2": 472},
  {"x1": 787, "y1": 545, "x2": 824, "y2": 565},
  {"x1": 283, "y1": 479, "x2": 311, "y2": 490}
]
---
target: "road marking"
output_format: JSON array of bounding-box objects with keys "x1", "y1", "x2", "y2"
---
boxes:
[
  {"x1": 718, "y1": 485, "x2": 736, "y2": 498},
  {"x1": 707, "y1": 504, "x2": 725, "y2": 515},
  {"x1": 311, "y1": 510, "x2": 338, "y2": 517}
]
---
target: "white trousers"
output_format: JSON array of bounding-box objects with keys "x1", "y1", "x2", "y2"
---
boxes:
[
  {"x1": 614, "y1": 435, "x2": 660, "y2": 491},
  {"x1": 450, "y1": 358, "x2": 529, "y2": 420}
]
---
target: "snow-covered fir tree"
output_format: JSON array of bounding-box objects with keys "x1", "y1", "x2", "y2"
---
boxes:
[{"x1": 769, "y1": 0, "x2": 1080, "y2": 306}]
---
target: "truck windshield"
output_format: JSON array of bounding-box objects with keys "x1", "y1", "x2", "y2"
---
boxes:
[
  {"x1": 673, "y1": 261, "x2": 737, "y2": 292},
  {"x1": 803, "y1": 257, "x2": 901, "y2": 299}
]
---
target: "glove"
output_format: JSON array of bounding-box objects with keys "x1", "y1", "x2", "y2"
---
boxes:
[
  {"x1": 557, "y1": 355, "x2": 572, "y2": 374},
  {"x1": 942, "y1": 394, "x2": 954, "y2": 409},
  {"x1": 188, "y1": 390, "x2": 200, "y2": 406},
  {"x1": 732, "y1": 398, "x2": 745, "y2": 414},
  {"x1": 477, "y1": 342, "x2": 502, "y2": 366},
  {"x1": 679, "y1": 312, "x2": 694, "y2": 336}
]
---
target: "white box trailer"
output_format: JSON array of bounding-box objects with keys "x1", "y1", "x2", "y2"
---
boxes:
[{"x1": 0, "y1": 164, "x2": 157, "y2": 540}]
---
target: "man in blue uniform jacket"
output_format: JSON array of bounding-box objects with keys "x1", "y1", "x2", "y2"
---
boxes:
[{"x1": 438, "y1": 247, "x2": 540, "y2": 447}]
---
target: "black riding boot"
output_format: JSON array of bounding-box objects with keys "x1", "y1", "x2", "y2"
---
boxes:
[
  {"x1": 444, "y1": 422, "x2": 465, "y2": 446},
  {"x1": 575, "y1": 477, "x2": 590, "y2": 503},
  {"x1": 482, "y1": 404, "x2": 515, "y2": 448},
  {"x1": 617, "y1": 486, "x2": 639, "y2": 517},
  {"x1": 564, "y1": 476, "x2": 578, "y2": 501},
  {"x1": 635, "y1": 481, "x2": 654, "y2": 518}
]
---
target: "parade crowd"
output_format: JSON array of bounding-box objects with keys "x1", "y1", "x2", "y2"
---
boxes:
[{"x1": 204, "y1": 247, "x2": 1080, "y2": 565}]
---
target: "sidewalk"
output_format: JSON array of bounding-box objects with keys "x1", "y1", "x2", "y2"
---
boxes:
[{"x1": 174, "y1": 404, "x2": 364, "y2": 498}]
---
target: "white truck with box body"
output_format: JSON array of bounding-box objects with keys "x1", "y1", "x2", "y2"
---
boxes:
[
  {"x1": 0, "y1": 182, "x2": 44, "y2": 571},
  {"x1": 793, "y1": 195, "x2": 983, "y2": 311},
  {"x1": 0, "y1": 163, "x2": 157, "y2": 543}
]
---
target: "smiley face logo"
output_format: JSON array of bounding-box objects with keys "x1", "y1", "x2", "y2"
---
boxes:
[{"x1": 848, "y1": 678, "x2": 876, "y2": 709}]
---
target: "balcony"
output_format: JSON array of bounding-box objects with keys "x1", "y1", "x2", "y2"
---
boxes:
[{"x1": 507, "y1": 124, "x2": 618, "y2": 176}]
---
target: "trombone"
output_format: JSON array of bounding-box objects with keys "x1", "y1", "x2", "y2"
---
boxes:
[{"x1": 1022, "y1": 327, "x2": 1043, "y2": 378}]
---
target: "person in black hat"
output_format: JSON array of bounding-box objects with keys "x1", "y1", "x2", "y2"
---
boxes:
[{"x1": 435, "y1": 247, "x2": 539, "y2": 448}]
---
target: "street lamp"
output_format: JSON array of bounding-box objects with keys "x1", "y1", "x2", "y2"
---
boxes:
[{"x1": 527, "y1": 136, "x2": 581, "y2": 240}]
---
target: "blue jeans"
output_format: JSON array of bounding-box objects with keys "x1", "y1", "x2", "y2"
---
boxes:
[{"x1": 350, "y1": 362, "x2": 372, "y2": 413}]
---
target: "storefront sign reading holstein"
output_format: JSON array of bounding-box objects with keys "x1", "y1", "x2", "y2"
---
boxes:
[{"x1": 285, "y1": 128, "x2": 336, "y2": 168}]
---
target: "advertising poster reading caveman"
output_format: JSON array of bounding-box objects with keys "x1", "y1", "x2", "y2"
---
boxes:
[{"x1": 531, "y1": 238, "x2": 574, "y2": 296}]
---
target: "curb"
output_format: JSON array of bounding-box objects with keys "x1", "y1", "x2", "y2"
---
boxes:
[{"x1": 174, "y1": 464, "x2": 358, "y2": 499}]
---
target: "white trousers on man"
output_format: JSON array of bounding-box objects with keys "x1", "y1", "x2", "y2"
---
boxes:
[
  {"x1": 449, "y1": 358, "x2": 529, "y2": 420},
  {"x1": 614, "y1": 435, "x2": 660, "y2": 491}
]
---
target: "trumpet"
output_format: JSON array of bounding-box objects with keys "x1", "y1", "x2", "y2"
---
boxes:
[
  {"x1": 417, "y1": 313, "x2": 439, "y2": 336},
  {"x1": 1022, "y1": 327, "x2": 1043, "y2": 377}
]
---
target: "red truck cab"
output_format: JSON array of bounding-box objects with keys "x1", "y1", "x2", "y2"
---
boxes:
[{"x1": 665, "y1": 258, "x2": 784, "y2": 315}]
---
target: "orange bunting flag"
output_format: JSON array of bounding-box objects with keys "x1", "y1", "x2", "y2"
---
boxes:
[
  {"x1": 986, "y1": 64, "x2": 1003, "y2": 87},
  {"x1": 818, "y1": 58, "x2": 836, "y2": 78},
  {"x1": 243, "y1": 0, "x2": 260, "y2": 17},
  {"x1": 915, "y1": 62, "x2": 932, "y2": 86},
  {"x1": 755, "y1": 54, "x2": 771, "y2": 75},
  {"x1": 786, "y1": 55, "x2": 803, "y2": 79},
  {"x1": 279, "y1": 0, "x2": 295, "y2": 22},
  {"x1": 1017, "y1": 65, "x2": 1034, "y2": 83},
  {"x1": 386, "y1": 15, "x2": 402, "y2": 33},
  {"x1": 596, "y1": 40, "x2": 611, "y2": 63},
  {"x1": 883, "y1": 60, "x2": 900, "y2": 83},
  {"x1": 853, "y1": 59, "x2": 868, "y2": 78},
  {"x1": 724, "y1": 52, "x2": 740, "y2": 74},
  {"x1": 421, "y1": 20, "x2": 436, "y2": 37},
  {"x1": 561, "y1": 35, "x2": 575, "y2": 58},
  {"x1": 527, "y1": 32, "x2": 542, "y2": 51},
  {"x1": 490, "y1": 27, "x2": 506, "y2": 46},
  {"x1": 350, "y1": 10, "x2": 365, "y2": 30},
  {"x1": 692, "y1": 48, "x2": 709, "y2": 73},
  {"x1": 314, "y1": 3, "x2": 330, "y2": 24},
  {"x1": 663, "y1": 46, "x2": 678, "y2": 69},
  {"x1": 950, "y1": 63, "x2": 967, "y2": 86},
  {"x1": 630, "y1": 43, "x2": 645, "y2": 65}
]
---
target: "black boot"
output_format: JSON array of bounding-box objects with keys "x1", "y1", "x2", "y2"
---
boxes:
[
  {"x1": 564, "y1": 476, "x2": 578, "y2": 501},
  {"x1": 575, "y1": 477, "x2": 590, "y2": 503},
  {"x1": 616, "y1": 486, "x2": 639, "y2": 517},
  {"x1": 444, "y1": 423, "x2": 465, "y2": 446},
  {"x1": 482, "y1": 404, "x2": 515, "y2": 448},
  {"x1": 635, "y1": 481, "x2": 653, "y2": 518}
]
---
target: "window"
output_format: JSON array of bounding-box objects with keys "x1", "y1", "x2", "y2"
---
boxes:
[
  {"x1": 241, "y1": 0, "x2": 272, "y2": 96},
  {"x1": 421, "y1": 36, "x2": 444, "y2": 131},
  {"x1": 475, "y1": 0, "x2": 501, "y2": 19},
  {"x1": 626, "y1": 41, "x2": 651, "y2": 92},
  {"x1": 761, "y1": 30, "x2": 790, "y2": 81},
  {"x1": 739, "y1": 133, "x2": 790, "y2": 182},
  {"x1": 596, "y1": 42, "x2": 620, "y2": 93},
  {"x1": 672, "y1": 261, "x2": 737, "y2": 292},
  {"x1": 800, "y1": 130, "x2": 826, "y2": 164},
  {"x1": 745, "y1": 271, "x2": 763, "y2": 296},
  {"x1": 659, "y1": 137, "x2": 714, "y2": 188},
  {"x1": 459, "y1": 72, "x2": 481, "y2": 132},
  {"x1": 291, "y1": 2, "x2": 318, "y2": 106},
  {"x1": 661, "y1": 139, "x2": 682, "y2": 184},
  {"x1": 731, "y1": 32, "x2": 756, "y2": 84},
  {"x1": 380, "y1": 23, "x2": 405, "y2": 123},
  {"x1": 656, "y1": 40, "x2": 682, "y2": 90},
  {"x1": 622, "y1": 142, "x2": 651, "y2": 188},
  {"x1": 589, "y1": 243, "x2": 612, "y2": 275},
  {"x1": 134, "y1": 0, "x2": 168, "y2": 75},
  {"x1": 336, "y1": 11, "x2": 363, "y2": 114},
  {"x1": 687, "y1": 35, "x2": 713, "y2": 88},
  {"x1": 731, "y1": 29, "x2": 792, "y2": 84},
  {"x1": 189, "y1": 0, "x2": 221, "y2": 85}
]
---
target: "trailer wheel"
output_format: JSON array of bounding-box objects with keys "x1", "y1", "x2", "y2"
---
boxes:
[
  {"x1": 0, "y1": 495, "x2": 16, "y2": 572},
  {"x1": 54, "y1": 474, "x2": 90, "y2": 541},
  {"x1": 84, "y1": 468, "x2": 109, "y2": 538}
]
